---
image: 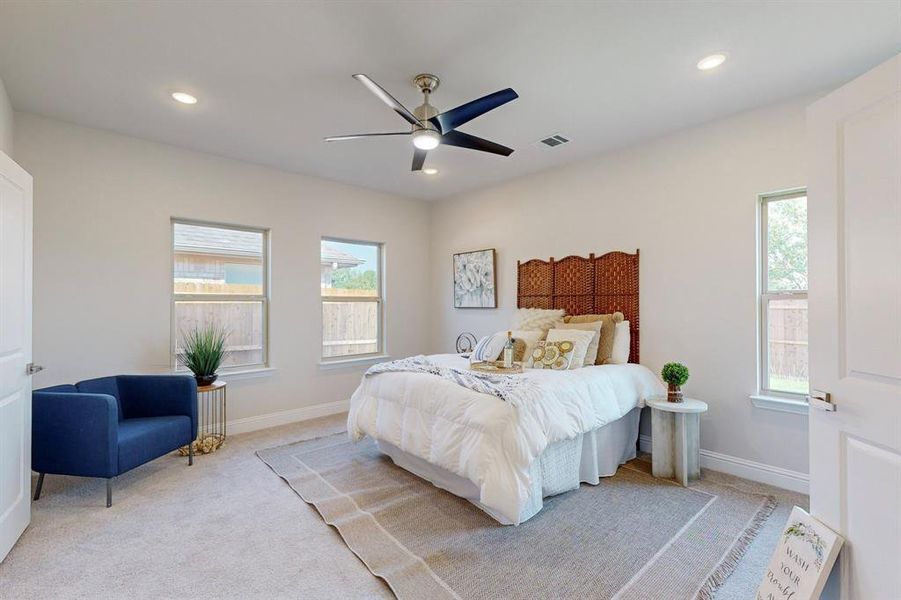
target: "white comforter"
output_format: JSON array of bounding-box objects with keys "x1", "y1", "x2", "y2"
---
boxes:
[{"x1": 347, "y1": 354, "x2": 664, "y2": 524}]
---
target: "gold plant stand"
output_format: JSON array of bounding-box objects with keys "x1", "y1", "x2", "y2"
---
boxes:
[{"x1": 179, "y1": 380, "x2": 227, "y2": 456}]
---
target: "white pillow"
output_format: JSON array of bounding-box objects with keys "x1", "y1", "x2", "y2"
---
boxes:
[
  {"x1": 472, "y1": 330, "x2": 544, "y2": 364},
  {"x1": 470, "y1": 333, "x2": 507, "y2": 364},
  {"x1": 545, "y1": 328, "x2": 597, "y2": 370},
  {"x1": 552, "y1": 320, "x2": 602, "y2": 367},
  {"x1": 510, "y1": 329, "x2": 544, "y2": 361},
  {"x1": 512, "y1": 308, "x2": 566, "y2": 334},
  {"x1": 609, "y1": 321, "x2": 631, "y2": 364}
]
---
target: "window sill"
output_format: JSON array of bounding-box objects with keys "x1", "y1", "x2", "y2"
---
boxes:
[
  {"x1": 749, "y1": 394, "x2": 809, "y2": 415},
  {"x1": 218, "y1": 367, "x2": 276, "y2": 381},
  {"x1": 319, "y1": 355, "x2": 390, "y2": 371}
]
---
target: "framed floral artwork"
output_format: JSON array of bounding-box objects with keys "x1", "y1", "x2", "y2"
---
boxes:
[{"x1": 453, "y1": 249, "x2": 497, "y2": 308}]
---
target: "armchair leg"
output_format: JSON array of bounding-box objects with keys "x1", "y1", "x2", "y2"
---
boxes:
[
  {"x1": 106, "y1": 478, "x2": 113, "y2": 508},
  {"x1": 33, "y1": 473, "x2": 45, "y2": 501},
  {"x1": 188, "y1": 440, "x2": 194, "y2": 466}
]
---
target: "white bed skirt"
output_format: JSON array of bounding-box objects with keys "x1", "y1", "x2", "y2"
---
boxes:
[{"x1": 377, "y1": 407, "x2": 641, "y2": 525}]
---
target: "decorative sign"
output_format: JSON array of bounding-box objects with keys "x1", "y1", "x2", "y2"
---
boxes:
[{"x1": 758, "y1": 506, "x2": 843, "y2": 600}]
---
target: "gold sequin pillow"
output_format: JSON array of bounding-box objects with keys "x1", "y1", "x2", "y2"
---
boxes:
[
  {"x1": 491, "y1": 338, "x2": 528, "y2": 362},
  {"x1": 525, "y1": 340, "x2": 575, "y2": 370},
  {"x1": 512, "y1": 338, "x2": 528, "y2": 362}
]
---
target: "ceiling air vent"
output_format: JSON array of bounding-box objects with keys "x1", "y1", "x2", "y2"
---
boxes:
[{"x1": 539, "y1": 134, "x2": 570, "y2": 148}]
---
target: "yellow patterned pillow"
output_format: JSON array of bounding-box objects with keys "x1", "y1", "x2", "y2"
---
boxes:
[{"x1": 525, "y1": 340, "x2": 575, "y2": 370}]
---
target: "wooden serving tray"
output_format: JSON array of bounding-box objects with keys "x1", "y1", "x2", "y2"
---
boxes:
[{"x1": 470, "y1": 361, "x2": 524, "y2": 374}]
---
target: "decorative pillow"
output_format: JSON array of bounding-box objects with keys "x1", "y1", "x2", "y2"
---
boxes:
[
  {"x1": 470, "y1": 333, "x2": 507, "y2": 364},
  {"x1": 545, "y1": 328, "x2": 597, "y2": 369},
  {"x1": 524, "y1": 340, "x2": 575, "y2": 370},
  {"x1": 512, "y1": 308, "x2": 566, "y2": 335},
  {"x1": 563, "y1": 312, "x2": 624, "y2": 364},
  {"x1": 509, "y1": 329, "x2": 544, "y2": 361},
  {"x1": 552, "y1": 320, "x2": 602, "y2": 367},
  {"x1": 472, "y1": 331, "x2": 541, "y2": 364},
  {"x1": 511, "y1": 338, "x2": 528, "y2": 362},
  {"x1": 609, "y1": 321, "x2": 631, "y2": 364}
]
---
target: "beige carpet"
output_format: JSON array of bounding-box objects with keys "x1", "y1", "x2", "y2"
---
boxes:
[
  {"x1": 259, "y1": 434, "x2": 777, "y2": 600},
  {"x1": 0, "y1": 413, "x2": 808, "y2": 599}
]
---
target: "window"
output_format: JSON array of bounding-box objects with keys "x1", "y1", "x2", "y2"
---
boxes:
[
  {"x1": 759, "y1": 190, "x2": 808, "y2": 397},
  {"x1": 172, "y1": 220, "x2": 269, "y2": 371},
  {"x1": 320, "y1": 238, "x2": 383, "y2": 361}
]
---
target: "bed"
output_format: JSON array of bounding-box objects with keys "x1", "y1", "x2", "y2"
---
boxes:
[{"x1": 347, "y1": 251, "x2": 664, "y2": 525}]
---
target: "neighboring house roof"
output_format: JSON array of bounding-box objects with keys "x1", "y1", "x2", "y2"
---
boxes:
[
  {"x1": 174, "y1": 224, "x2": 365, "y2": 269},
  {"x1": 174, "y1": 224, "x2": 262, "y2": 257},
  {"x1": 321, "y1": 244, "x2": 365, "y2": 268}
]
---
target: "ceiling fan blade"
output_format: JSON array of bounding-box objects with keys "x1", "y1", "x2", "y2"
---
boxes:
[
  {"x1": 412, "y1": 147, "x2": 428, "y2": 171},
  {"x1": 440, "y1": 130, "x2": 514, "y2": 156},
  {"x1": 429, "y1": 88, "x2": 518, "y2": 134},
  {"x1": 353, "y1": 74, "x2": 422, "y2": 127},
  {"x1": 324, "y1": 132, "x2": 410, "y2": 142}
]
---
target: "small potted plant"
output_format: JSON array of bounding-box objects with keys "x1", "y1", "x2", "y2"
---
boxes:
[
  {"x1": 661, "y1": 362, "x2": 690, "y2": 403},
  {"x1": 180, "y1": 325, "x2": 229, "y2": 387}
]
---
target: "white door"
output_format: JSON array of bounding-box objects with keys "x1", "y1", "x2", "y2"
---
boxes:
[
  {"x1": 0, "y1": 151, "x2": 33, "y2": 562},
  {"x1": 807, "y1": 54, "x2": 901, "y2": 599}
]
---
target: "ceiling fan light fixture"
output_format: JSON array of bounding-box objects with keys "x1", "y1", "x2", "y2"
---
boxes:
[
  {"x1": 325, "y1": 73, "x2": 518, "y2": 171},
  {"x1": 423, "y1": 168, "x2": 438, "y2": 175},
  {"x1": 412, "y1": 129, "x2": 441, "y2": 150}
]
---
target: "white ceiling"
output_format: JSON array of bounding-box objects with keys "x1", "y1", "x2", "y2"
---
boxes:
[{"x1": 1, "y1": 1, "x2": 899, "y2": 200}]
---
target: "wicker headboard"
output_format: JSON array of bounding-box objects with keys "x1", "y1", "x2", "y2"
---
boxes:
[{"x1": 517, "y1": 250, "x2": 639, "y2": 363}]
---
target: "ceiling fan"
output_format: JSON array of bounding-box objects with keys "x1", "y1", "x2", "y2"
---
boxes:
[{"x1": 324, "y1": 73, "x2": 518, "y2": 171}]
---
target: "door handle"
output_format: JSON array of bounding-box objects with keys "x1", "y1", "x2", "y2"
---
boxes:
[
  {"x1": 26, "y1": 363, "x2": 44, "y2": 376},
  {"x1": 808, "y1": 389, "x2": 835, "y2": 412}
]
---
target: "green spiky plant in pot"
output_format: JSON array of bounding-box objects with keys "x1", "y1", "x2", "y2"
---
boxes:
[
  {"x1": 661, "y1": 362, "x2": 690, "y2": 403},
  {"x1": 180, "y1": 325, "x2": 229, "y2": 387}
]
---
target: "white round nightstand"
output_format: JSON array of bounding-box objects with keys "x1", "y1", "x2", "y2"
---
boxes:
[{"x1": 647, "y1": 397, "x2": 708, "y2": 486}]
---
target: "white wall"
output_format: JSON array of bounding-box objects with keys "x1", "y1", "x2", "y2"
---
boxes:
[
  {"x1": 16, "y1": 112, "x2": 431, "y2": 427},
  {"x1": 0, "y1": 75, "x2": 13, "y2": 156},
  {"x1": 430, "y1": 96, "x2": 816, "y2": 477}
]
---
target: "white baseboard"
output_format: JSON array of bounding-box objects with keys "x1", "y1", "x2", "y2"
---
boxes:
[
  {"x1": 638, "y1": 433, "x2": 653, "y2": 454},
  {"x1": 226, "y1": 399, "x2": 349, "y2": 435},
  {"x1": 638, "y1": 434, "x2": 809, "y2": 494},
  {"x1": 699, "y1": 448, "x2": 809, "y2": 494}
]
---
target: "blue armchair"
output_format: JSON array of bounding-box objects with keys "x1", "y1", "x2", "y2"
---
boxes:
[{"x1": 32, "y1": 375, "x2": 197, "y2": 507}]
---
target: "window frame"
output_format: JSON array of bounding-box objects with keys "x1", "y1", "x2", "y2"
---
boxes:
[
  {"x1": 320, "y1": 236, "x2": 385, "y2": 363},
  {"x1": 757, "y1": 188, "x2": 808, "y2": 401},
  {"x1": 170, "y1": 218, "x2": 270, "y2": 372}
]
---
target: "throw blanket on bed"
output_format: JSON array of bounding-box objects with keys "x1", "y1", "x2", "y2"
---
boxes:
[{"x1": 366, "y1": 355, "x2": 539, "y2": 406}]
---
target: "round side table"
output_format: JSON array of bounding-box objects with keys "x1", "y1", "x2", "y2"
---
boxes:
[
  {"x1": 179, "y1": 380, "x2": 227, "y2": 456},
  {"x1": 647, "y1": 397, "x2": 708, "y2": 486}
]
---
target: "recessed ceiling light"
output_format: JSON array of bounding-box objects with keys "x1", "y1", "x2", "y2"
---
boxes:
[
  {"x1": 171, "y1": 92, "x2": 198, "y2": 105},
  {"x1": 697, "y1": 54, "x2": 727, "y2": 71},
  {"x1": 423, "y1": 168, "x2": 439, "y2": 175}
]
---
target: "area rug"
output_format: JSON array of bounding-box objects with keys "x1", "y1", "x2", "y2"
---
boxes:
[{"x1": 258, "y1": 434, "x2": 775, "y2": 600}]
